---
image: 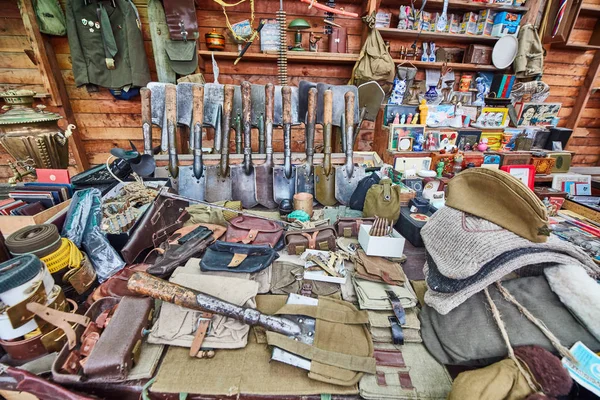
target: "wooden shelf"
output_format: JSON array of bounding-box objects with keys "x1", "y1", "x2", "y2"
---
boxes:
[
  {"x1": 391, "y1": 59, "x2": 500, "y2": 71},
  {"x1": 377, "y1": 28, "x2": 500, "y2": 43},
  {"x1": 555, "y1": 42, "x2": 600, "y2": 50},
  {"x1": 580, "y1": 3, "x2": 600, "y2": 16},
  {"x1": 380, "y1": 0, "x2": 528, "y2": 13},
  {"x1": 198, "y1": 50, "x2": 359, "y2": 64}
]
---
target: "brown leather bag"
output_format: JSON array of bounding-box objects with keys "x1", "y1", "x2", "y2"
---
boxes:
[
  {"x1": 284, "y1": 226, "x2": 337, "y2": 255},
  {"x1": 334, "y1": 217, "x2": 376, "y2": 238},
  {"x1": 163, "y1": 0, "x2": 198, "y2": 40},
  {"x1": 225, "y1": 216, "x2": 283, "y2": 247},
  {"x1": 328, "y1": 26, "x2": 348, "y2": 53},
  {"x1": 120, "y1": 194, "x2": 190, "y2": 264}
]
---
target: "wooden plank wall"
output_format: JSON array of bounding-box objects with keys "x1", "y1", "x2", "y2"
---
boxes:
[{"x1": 0, "y1": 0, "x2": 598, "y2": 180}]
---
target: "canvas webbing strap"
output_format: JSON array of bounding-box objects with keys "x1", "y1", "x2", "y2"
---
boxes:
[{"x1": 266, "y1": 332, "x2": 376, "y2": 374}]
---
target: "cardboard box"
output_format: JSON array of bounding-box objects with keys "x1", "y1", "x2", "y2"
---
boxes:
[
  {"x1": 358, "y1": 224, "x2": 406, "y2": 258},
  {"x1": 450, "y1": 14, "x2": 462, "y2": 33},
  {"x1": 463, "y1": 12, "x2": 479, "y2": 35},
  {"x1": 375, "y1": 11, "x2": 392, "y2": 28},
  {"x1": 0, "y1": 200, "x2": 71, "y2": 236},
  {"x1": 492, "y1": 11, "x2": 522, "y2": 37},
  {"x1": 477, "y1": 10, "x2": 497, "y2": 35}
]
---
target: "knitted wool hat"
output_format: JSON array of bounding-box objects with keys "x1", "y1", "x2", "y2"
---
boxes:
[
  {"x1": 446, "y1": 168, "x2": 550, "y2": 243},
  {"x1": 421, "y1": 206, "x2": 599, "y2": 315}
]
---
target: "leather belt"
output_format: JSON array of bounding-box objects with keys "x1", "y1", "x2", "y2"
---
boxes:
[
  {"x1": 190, "y1": 312, "x2": 214, "y2": 358},
  {"x1": 62, "y1": 253, "x2": 97, "y2": 295},
  {"x1": 6, "y1": 224, "x2": 61, "y2": 258},
  {"x1": 385, "y1": 290, "x2": 405, "y2": 345}
]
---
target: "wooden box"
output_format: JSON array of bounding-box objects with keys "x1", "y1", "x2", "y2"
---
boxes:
[
  {"x1": 499, "y1": 152, "x2": 531, "y2": 167},
  {"x1": 463, "y1": 44, "x2": 493, "y2": 65},
  {"x1": 430, "y1": 152, "x2": 455, "y2": 175},
  {"x1": 463, "y1": 152, "x2": 484, "y2": 168},
  {"x1": 531, "y1": 157, "x2": 556, "y2": 175},
  {"x1": 0, "y1": 200, "x2": 71, "y2": 236}
]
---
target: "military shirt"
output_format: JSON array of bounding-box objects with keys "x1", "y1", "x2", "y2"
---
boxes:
[{"x1": 65, "y1": 0, "x2": 150, "y2": 89}]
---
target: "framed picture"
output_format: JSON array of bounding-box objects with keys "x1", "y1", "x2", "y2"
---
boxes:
[
  {"x1": 260, "y1": 19, "x2": 280, "y2": 52},
  {"x1": 398, "y1": 137, "x2": 414, "y2": 151},
  {"x1": 456, "y1": 130, "x2": 482, "y2": 151},
  {"x1": 473, "y1": 107, "x2": 509, "y2": 128},
  {"x1": 500, "y1": 165, "x2": 535, "y2": 189},
  {"x1": 389, "y1": 124, "x2": 425, "y2": 150},
  {"x1": 517, "y1": 103, "x2": 562, "y2": 126},
  {"x1": 424, "y1": 131, "x2": 440, "y2": 151}
]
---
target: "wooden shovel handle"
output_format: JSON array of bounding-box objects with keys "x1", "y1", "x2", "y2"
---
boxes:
[
  {"x1": 128, "y1": 272, "x2": 202, "y2": 310},
  {"x1": 165, "y1": 84, "x2": 178, "y2": 179},
  {"x1": 265, "y1": 83, "x2": 275, "y2": 161},
  {"x1": 323, "y1": 89, "x2": 333, "y2": 126},
  {"x1": 221, "y1": 85, "x2": 235, "y2": 177},
  {"x1": 282, "y1": 86, "x2": 292, "y2": 125},
  {"x1": 141, "y1": 87, "x2": 152, "y2": 155},
  {"x1": 345, "y1": 91, "x2": 355, "y2": 130},
  {"x1": 192, "y1": 84, "x2": 204, "y2": 179},
  {"x1": 306, "y1": 88, "x2": 317, "y2": 168},
  {"x1": 344, "y1": 91, "x2": 355, "y2": 170},
  {"x1": 323, "y1": 89, "x2": 333, "y2": 175}
]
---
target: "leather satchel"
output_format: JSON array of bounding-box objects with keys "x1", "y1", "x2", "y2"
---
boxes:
[
  {"x1": 284, "y1": 226, "x2": 337, "y2": 255},
  {"x1": 334, "y1": 217, "x2": 375, "y2": 238},
  {"x1": 120, "y1": 194, "x2": 190, "y2": 264},
  {"x1": 201, "y1": 241, "x2": 278, "y2": 274},
  {"x1": 163, "y1": 0, "x2": 198, "y2": 41},
  {"x1": 225, "y1": 216, "x2": 283, "y2": 247}
]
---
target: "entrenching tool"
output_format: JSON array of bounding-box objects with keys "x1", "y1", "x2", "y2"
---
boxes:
[
  {"x1": 273, "y1": 86, "x2": 297, "y2": 205},
  {"x1": 295, "y1": 87, "x2": 317, "y2": 197},
  {"x1": 298, "y1": 80, "x2": 317, "y2": 123},
  {"x1": 274, "y1": 85, "x2": 300, "y2": 126},
  {"x1": 335, "y1": 91, "x2": 366, "y2": 205},
  {"x1": 354, "y1": 81, "x2": 385, "y2": 147},
  {"x1": 141, "y1": 87, "x2": 152, "y2": 156},
  {"x1": 251, "y1": 84, "x2": 266, "y2": 154},
  {"x1": 165, "y1": 84, "x2": 179, "y2": 191},
  {"x1": 178, "y1": 84, "x2": 206, "y2": 201},
  {"x1": 231, "y1": 81, "x2": 258, "y2": 208},
  {"x1": 316, "y1": 83, "x2": 359, "y2": 152},
  {"x1": 127, "y1": 271, "x2": 305, "y2": 337},
  {"x1": 205, "y1": 85, "x2": 234, "y2": 203},
  {"x1": 203, "y1": 83, "x2": 224, "y2": 153},
  {"x1": 232, "y1": 85, "x2": 243, "y2": 154},
  {"x1": 314, "y1": 89, "x2": 336, "y2": 206},
  {"x1": 254, "y1": 83, "x2": 278, "y2": 209}
]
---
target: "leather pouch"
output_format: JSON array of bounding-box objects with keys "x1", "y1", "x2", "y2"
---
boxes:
[
  {"x1": 121, "y1": 194, "x2": 190, "y2": 264},
  {"x1": 335, "y1": 217, "x2": 375, "y2": 238},
  {"x1": 201, "y1": 241, "x2": 278, "y2": 274},
  {"x1": 163, "y1": 0, "x2": 198, "y2": 41},
  {"x1": 284, "y1": 226, "x2": 337, "y2": 255},
  {"x1": 225, "y1": 216, "x2": 283, "y2": 247},
  {"x1": 354, "y1": 250, "x2": 407, "y2": 285},
  {"x1": 270, "y1": 261, "x2": 339, "y2": 297},
  {"x1": 52, "y1": 297, "x2": 153, "y2": 384},
  {"x1": 328, "y1": 26, "x2": 347, "y2": 53}
]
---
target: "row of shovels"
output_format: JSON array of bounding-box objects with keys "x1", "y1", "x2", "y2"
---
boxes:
[{"x1": 150, "y1": 82, "x2": 377, "y2": 209}]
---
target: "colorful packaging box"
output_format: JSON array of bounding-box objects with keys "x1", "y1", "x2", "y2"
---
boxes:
[
  {"x1": 375, "y1": 11, "x2": 392, "y2": 28},
  {"x1": 464, "y1": 12, "x2": 479, "y2": 35},
  {"x1": 477, "y1": 9, "x2": 497, "y2": 36},
  {"x1": 492, "y1": 11, "x2": 522, "y2": 37},
  {"x1": 420, "y1": 11, "x2": 432, "y2": 31},
  {"x1": 450, "y1": 14, "x2": 461, "y2": 33}
]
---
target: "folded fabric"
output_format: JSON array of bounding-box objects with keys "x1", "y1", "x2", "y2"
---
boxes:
[
  {"x1": 270, "y1": 260, "x2": 339, "y2": 297},
  {"x1": 354, "y1": 250, "x2": 407, "y2": 285},
  {"x1": 359, "y1": 343, "x2": 452, "y2": 400},
  {"x1": 445, "y1": 167, "x2": 549, "y2": 243},
  {"x1": 201, "y1": 241, "x2": 278, "y2": 274},
  {"x1": 354, "y1": 278, "x2": 418, "y2": 310},
  {"x1": 148, "y1": 270, "x2": 259, "y2": 349},
  {"x1": 448, "y1": 345, "x2": 572, "y2": 400},
  {"x1": 421, "y1": 206, "x2": 598, "y2": 315},
  {"x1": 420, "y1": 275, "x2": 600, "y2": 366},
  {"x1": 368, "y1": 309, "x2": 422, "y2": 343},
  {"x1": 183, "y1": 257, "x2": 271, "y2": 294},
  {"x1": 545, "y1": 264, "x2": 600, "y2": 342},
  {"x1": 341, "y1": 258, "x2": 358, "y2": 303}
]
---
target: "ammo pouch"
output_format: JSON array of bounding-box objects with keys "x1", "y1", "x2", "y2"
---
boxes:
[
  {"x1": 334, "y1": 217, "x2": 375, "y2": 238},
  {"x1": 164, "y1": 40, "x2": 198, "y2": 76},
  {"x1": 362, "y1": 178, "x2": 401, "y2": 223},
  {"x1": 225, "y1": 216, "x2": 283, "y2": 247},
  {"x1": 266, "y1": 297, "x2": 376, "y2": 386},
  {"x1": 284, "y1": 226, "x2": 337, "y2": 255},
  {"x1": 201, "y1": 241, "x2": 278, "y2": 274},
  {"x1": 270, "y1": 261, "x2": 339, "y2": 297}
]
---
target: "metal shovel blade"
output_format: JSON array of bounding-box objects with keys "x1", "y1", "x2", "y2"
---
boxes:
[
  {"x1": 298, "y1": 80, "x2": 317, "y2": 123},
  {"x1": 203, "y1": 83, "x2": 224, "y2": 151},
  {"x1": 255, "y1": 83, "x2": 277, "y2": 209},
  {"x1": 357, "y1": 81, "x2": 385, "y2": 123},
  {"x1": 314, "y1": 165, "x2": 336, "y2": 206},
  {"x1": 295, "y1": 165, "x2": 314, "y2": 198},
  {"x1": 273, "y1": 167, "x2": 296, "y2": 205},
  {"x1": 204, "y1": 166, "x2": 232, "y2": 203},
  {"x1": 179, "y1": 85, "x2": 206, "y2": 202},
  {"x1": 295, "y1": 87, "x2": 317, "y2": 197},
  {"x1": 179, "y1": 165, "x2": 206, "y2": 201},
  {"x1": 273, "y1": 86, "x2": 296, "y2": 205},
  {"x1": 316, "y1": 83, "x2": 359, "y2": 128}
]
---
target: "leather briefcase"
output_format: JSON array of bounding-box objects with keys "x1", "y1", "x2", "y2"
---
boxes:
[
  {"x1": 121, "y1": 194, "x2": 190, "y2": 264},
  {"x1": 284, "y1": 226, "x2": 337, "y2": 255},
  {"x1": 328, "y1": 26, "x2": 347, "y2": 53},
  {"x1": 225, "y1": 216, "x2": 283, "y2": 247},
  {"x1": 201, "y1": 241, "x2": 278, "y2": 274},
  {"x1": 335, "y1": 217, "x2": 376, "y2": 238}
]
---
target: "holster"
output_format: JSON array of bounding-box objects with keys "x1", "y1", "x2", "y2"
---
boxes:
[
  {"x1": 334, "y1": 217, "x2": 375, "y2": 238},
  {"x1": 225, "y1": 216, "x2": 284, "y2": 247},
  {"x1": 147, "y1": 231, "x2": 214, "y2": 278},
  {"x1": 201, "y1": 241, "x2": 278, "y2": 274},
  {"x1": 121, "y1": 194, "x2": 190, "y2": 264},
  {"x1": 162, "y1": 0, "x2": 198, "y2": 41},
  {"x1": 284, "y1": 226, "x2": 337, "y2": 255}
]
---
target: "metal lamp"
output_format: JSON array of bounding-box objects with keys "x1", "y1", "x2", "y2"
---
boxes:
[{"x1": 288, "y1": 18, "x2": 311, "y2": 51}]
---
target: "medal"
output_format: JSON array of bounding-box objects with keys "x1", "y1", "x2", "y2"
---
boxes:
[
  {"x1": 82, "y1": 18, "x2": 88, "y2": 25},
  {"x1": 89, "y1": 28, "x2": 94, "y2": 33},
  {"x1": 95, "y1": 21, "x2": 100, "y2": 29},
  {"x1": 88, "y1": 20, "x2": 94, "y2": 27}
]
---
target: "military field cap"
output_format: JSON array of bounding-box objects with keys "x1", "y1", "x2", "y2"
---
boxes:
[{"x1": 446, "y1": 168, "x2": 549, "y2": 243}]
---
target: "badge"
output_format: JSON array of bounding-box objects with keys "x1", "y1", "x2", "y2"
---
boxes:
[
  {"x1": 88, "y1": 20, "x2": 94, "y2": 27},
  {"x1": 95, "y1": 21, "x2": 100, "y2": 29},
  {"x1": 410, "y1": 213, "x2": 429, "y2": 222},
  {"x1": 89, "y1": 28, "x2": 94, "y2": 33},
  {"x1": 82, "y1": 18, "x2": 88, "y2": 25}
]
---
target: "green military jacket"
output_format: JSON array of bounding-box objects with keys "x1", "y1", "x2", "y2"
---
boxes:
[{"x1": 65, "y1": 0, "x2": 150, "y2": 89}]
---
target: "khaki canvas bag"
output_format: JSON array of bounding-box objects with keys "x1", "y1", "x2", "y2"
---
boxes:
[{"x1": 362, "y1": 178, "x2": 401, "y2": 223}]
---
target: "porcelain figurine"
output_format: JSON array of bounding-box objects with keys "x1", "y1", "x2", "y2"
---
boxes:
[
  {"x1": 472, "y1": 76, "x2": 487, "y2": 106},
  {"x1": 413, "y1": 132, "x2": 425, "y2": 151},
  {"x1": 412, "y1": 112, "x2": 420, "y2": 124},
  {"x1": 400, "y1": 114, "x2": 406, "y2": 124},
  {"x1": 389, "y1": 77, "x2": 407, "y2": 105},
  {"x1": 309, "y1": 32, "x2": 322, "y2": 52},
  {"x1": 392, "y1": 112, "x2": 400, "y2": 124},
  {"x1": 477, "y1": 138, "x2": 489, "y2": 152},
  {"x1": 419, "y1": 99, "x2": 428, "y2": 124},
  {"x1": 425, "y1": 132, "x2": 436, "y2": 150},
  {"x1": 406, "y1": 113, "x2": 413, "y2": 124},
  {"x1": 436, "y1": 160, "x2": 445, "y2": 178}
]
